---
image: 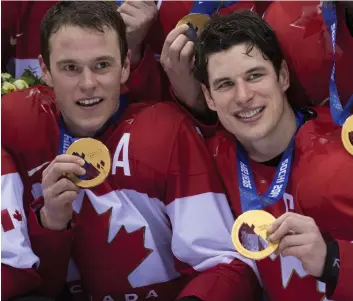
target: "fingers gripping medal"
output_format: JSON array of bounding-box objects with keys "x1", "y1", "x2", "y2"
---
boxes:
[
  {"x1": 65, "y1": 138, "x2": 112, "y2": 188},
  {"x1": 231, "y1": 210, "x2": 279, "y2": 260},
  {"x1": 342, "y1": 115, "x2": 353, "y2": 156},
  {"x1": 176, "y1": 14, "x2": 210, "y2": 42}
]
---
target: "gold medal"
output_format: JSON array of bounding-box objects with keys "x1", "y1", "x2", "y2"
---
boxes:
[
  {"x1": 231, "y1": 210, "x2": 278, "y2": 260},
  {"x1": 65, "y1": 138, "x2": 111, "y2": 188},
  {"x1": 176, "y1": 14, "x2": 210, "y2": 41},
  {"x1": 342, "y1": 115, "x2": 353, "y2": 156}
]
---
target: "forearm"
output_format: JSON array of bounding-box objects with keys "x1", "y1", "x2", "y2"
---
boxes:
[
  {"x1": 178, "y1": 259, "x2": 262, "y2": 301},
  {"x1": 326, "y1": 240, "x2": 353, "y2": 301},
  {"x1": 125, "y1": 45, "x2": 163, "y2": 103},
  {"x1": 27, "y1": 201, "x2": 73, "y2": 297},
  {"x1": 1, "y1": 264, "x2": 41, "y2": 300}
]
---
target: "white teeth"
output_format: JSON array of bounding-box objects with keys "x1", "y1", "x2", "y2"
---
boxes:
[
  {"x1": 237, "y1": 108, "x2": 262, "y2": 119},
  {"x1": 78, "y1": 98, "x2": 101, "y2": 105}
]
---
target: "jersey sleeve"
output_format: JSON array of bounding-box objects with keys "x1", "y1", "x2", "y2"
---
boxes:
[
  {"x1": 322, "y1": 159, "x2": 353, "y2": 300},
  {"x1": 125, "y1": 45, "x2": 164, "y2": 103},
  {"x1": 1, "y1": 148, "x2": 41, "y2": 300},
  {"x1": 163, "y1": 118, "x2": 261, "y2": 301},
  {"x1": 27, "y1": 197, "x2": 74, "y2": 297}
]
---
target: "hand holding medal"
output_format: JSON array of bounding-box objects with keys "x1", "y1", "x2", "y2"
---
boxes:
[
  {"x1": 232, "y1": 210, "x2": 327, "y2": 277},
  {"x1": 40, "y1": 138, "x2": 111, "y2": 230}
]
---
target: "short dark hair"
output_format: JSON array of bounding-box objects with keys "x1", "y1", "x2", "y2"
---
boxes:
[
  {"x1": 194, "y1": 10, "x2": 284, "y2": 88},
  {"x1": 40, "y1": 1, "x2": 128, "y2": 69}
]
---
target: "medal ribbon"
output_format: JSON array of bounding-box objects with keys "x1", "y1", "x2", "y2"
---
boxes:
[
  {"x1": 190, "y1": 0, "x2": 238, "y2": 15},
  {"x1": 236, "y1": 112, "x2": 305, "y2": 212},
  {"x1": 321, "y1": 1, "x2": 353, "y2": 126},
  {"x1": 58, "y1": 95, "x2": 128, "y2": 155}
]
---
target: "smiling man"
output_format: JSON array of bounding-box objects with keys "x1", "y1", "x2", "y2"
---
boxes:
[
  {"x1": 1, "y1": 2, "x2": 262, "y2": 301},
  {"x1": 194, "y1": 10, "x2": 353, "y2": 301}
]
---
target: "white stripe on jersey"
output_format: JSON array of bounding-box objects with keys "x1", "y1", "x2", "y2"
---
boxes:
[
  {"x1": 74, "y1": 188, "x2": 181, "y2": 287},
  {"x1": 156, "y1": 0, "x2": 162, "y2": 10},
  {"x1": 32, "y1": 183, "x2": 261, "y2": 287},
  {"x1": 1, "y1": 173, "x2": 39, "y2": 269},
  {"x1": 166, "y1": 192, "x2": 261, "y2": 285}
]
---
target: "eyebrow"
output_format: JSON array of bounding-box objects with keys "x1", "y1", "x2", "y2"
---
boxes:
[
  {"x1": 56, "y1": 56, "x2": 115, "y2": 66},
  {"x1": 211, "y1": 66, "x2": 268, "y2": 88},
  {"x1": 245, "y1": 66, "x2": 267, "y2": 74}
]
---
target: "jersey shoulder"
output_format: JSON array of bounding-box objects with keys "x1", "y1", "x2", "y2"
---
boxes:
[
  {"x1": 2, "y1": 86, "x2": 58, "y2": 158},
  {"x1": 293, "y1": 107, "x2": 353, "y2": 218},
  {"x1": 296, "y1": 107, "x2": 346, "y2": 156},
  {"x1": 123, "y1": 102, "x2": 202, "y2": 174}
]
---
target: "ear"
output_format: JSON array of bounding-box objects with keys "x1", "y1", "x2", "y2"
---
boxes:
[
  {"x1": 120, "y1": 49, "x2": 131, "y2": 85},
  {"x1": 279, "y1": 60, "x2": 290, "y2": 92},
  {"x1": 201, "y1": 84, "x2": 217, "y2": 112},
  {"x1": 38, "y1": 55, "x2": 53, "y2": 87}
]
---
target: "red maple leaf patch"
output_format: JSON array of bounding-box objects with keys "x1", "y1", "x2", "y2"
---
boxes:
[
  {"x1": 13, "y1": 209, "x2": 23, "y2": 222},
  {"x1": 72, "y1": 197, "x2": 153, "y2": 292}
]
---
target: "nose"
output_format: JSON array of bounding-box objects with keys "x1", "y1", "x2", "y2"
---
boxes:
[
  {"x1": 234, "y1": 80, "x2": 254, "y2": 105},
  {"x1": 79, "y1": 67, "x2": 97, "y2": 92}
]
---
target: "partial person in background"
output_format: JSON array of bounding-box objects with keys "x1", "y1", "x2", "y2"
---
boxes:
[{"x1": 264, "y1": 1, "x2": 353, "y2": 108}]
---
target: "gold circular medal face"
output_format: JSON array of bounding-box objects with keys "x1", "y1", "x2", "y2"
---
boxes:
[
  {"x1": 231, "y1": 210, "x2": 278, "y2": 260},
  {"x1": 342, "y1": 115, "x2": 353, "y2": 156},
  {"x1": 65, "y1": 138, "x2": 111, "y2": 188},
  {"x1": 176, "y1": 14, "x2": 210, "y2": 40}
]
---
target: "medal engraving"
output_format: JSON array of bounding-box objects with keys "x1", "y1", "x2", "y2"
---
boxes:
[
  {"x1": 66, "y1": 138, "x2": 112, "y2": 188},
  {"x1": 231, "y1": 210, "x2": 278, "y2": 260},
  {"x1": 176, "y1": 14, "x2": 210, "y2": 41}
]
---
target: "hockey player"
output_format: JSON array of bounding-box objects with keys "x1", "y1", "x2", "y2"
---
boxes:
[
  {"x1": 2, "y1": 2, "x2": 261, "y2": 301},
  {"x1": 194, "y1": 10, "x2": 353, "y2": 301}
]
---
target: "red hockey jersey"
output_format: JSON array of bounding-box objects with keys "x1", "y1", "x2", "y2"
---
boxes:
[
  {"x1": 207, "y1": 107, "x2": 353, "y2": 301},
  {"x1": 1, "y1": 148, "x2": 42, "y2": 300},
  {"x1": 264, "y1": 1, "x2": 353, "y2": 108},
  {"x1": 1, "y1": 86, "x2": 261, "y2": 301}
]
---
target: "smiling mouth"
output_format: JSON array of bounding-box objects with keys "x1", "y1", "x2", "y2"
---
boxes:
[
  {"x1": 76, "y1": 98, "x2": 103, "y2": 107},
  {"x1": 235, "y1": 107, "x2": 265, "y2": 120}
]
